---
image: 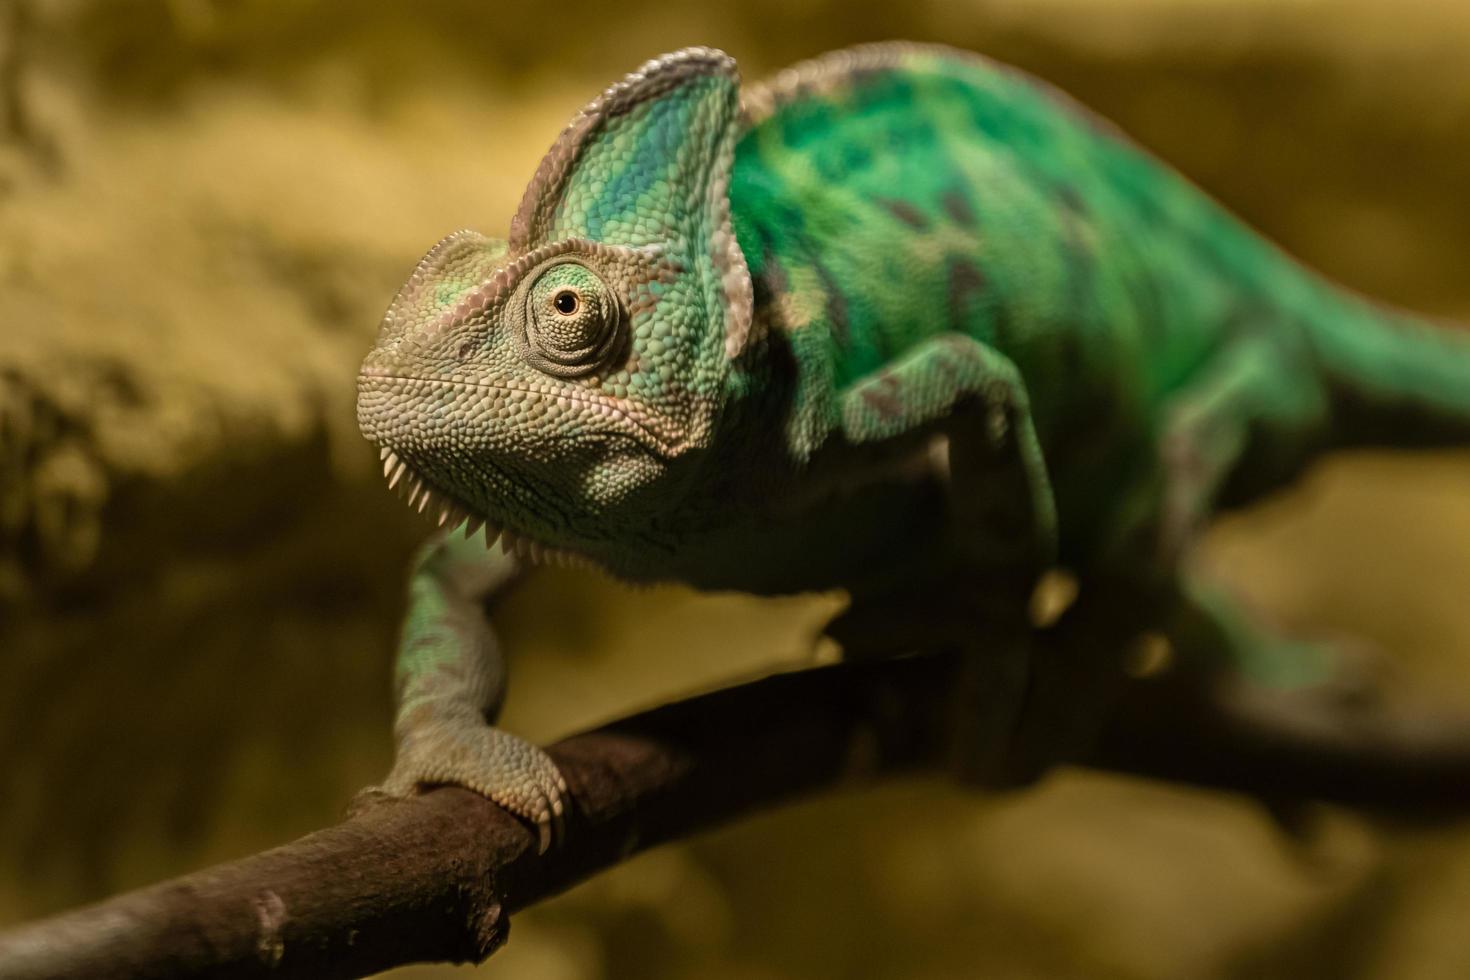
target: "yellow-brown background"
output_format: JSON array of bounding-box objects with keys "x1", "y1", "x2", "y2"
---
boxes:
[{"x1": 3, "y1": 1, "x2": 1470, "y2": 976}]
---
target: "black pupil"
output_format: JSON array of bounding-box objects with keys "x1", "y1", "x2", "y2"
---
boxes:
[{"x1": 553, "y1": 291, "x2": 578, "y2": 315}]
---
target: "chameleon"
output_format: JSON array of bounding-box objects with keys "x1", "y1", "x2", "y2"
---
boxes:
[{"x1": 355, "y1": 44, "x2": 1470, "y2": 846}]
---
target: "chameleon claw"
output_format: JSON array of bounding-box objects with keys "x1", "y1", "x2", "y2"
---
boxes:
[
  {"x1": 535, "y1": 812, "x2": 553, "y2": 855},
  {"x1": 551, "y1": 789, "x2": 568, "y2": 849}
]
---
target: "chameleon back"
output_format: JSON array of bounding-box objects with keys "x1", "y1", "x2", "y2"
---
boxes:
[
  {"x1": 732, "y1": 45, "x2": 1297, "y2": 423},
  {"x1": 727, "y1": 44, "x2": 1470, "y2": 553}
]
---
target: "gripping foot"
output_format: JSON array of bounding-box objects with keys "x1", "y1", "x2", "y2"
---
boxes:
[{"x1": 365, "y1": 714, "x2": 568, "y2": 853}]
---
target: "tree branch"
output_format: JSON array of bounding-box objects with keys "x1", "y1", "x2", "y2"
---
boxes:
[
  {"x1": 0, "y1": 655, "x2": 955, "y2": 980},
  {"x1": 1095, "y1": 670, "x2": 1470, "y2": 812},
  {"x1": 5, "y1": 652, "x2": 1470, "y2": 980}
]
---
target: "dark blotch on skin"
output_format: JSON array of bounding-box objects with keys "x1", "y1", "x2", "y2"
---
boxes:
[
  {"x1": 1056, "y1": 184, "x2": 1088, "y2": 215},
  {"x1": 748, "y1": 222, "x2": 793, "y2": 315},
  {"x1": 946, "y1": 256, "x2": 987, "y2": 331},
  {"x1": 862, "y1": 373, "x2": 904, "y2": 418},
  {"x1": 941, "y1": 189, "x2": 978, "y2": 228},
  {"x1": 1051, "y1": 183, "x2": 1098, "y2": 314},
  {"x1": 877, "y1": 198, "x2": 930, "y2": 231},
  {"x1": 757, "y1": 241, "x2": 791, "y2": 303},
  {"x1": 847, "y1": 67, "x2": 899, "y2": 112},
  {"x1": 847, "y1": 66, "x2": 888, "y2": 91},
  {"x1": 809, "y1": 251, "x2": 851, "y2": 347}
]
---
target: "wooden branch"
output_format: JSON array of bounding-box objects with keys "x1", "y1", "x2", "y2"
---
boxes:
[
  {"x1": 1093, "y1": 670, "x2": 1470, "y2": 813},
  {"x1": 6, "y1": 652, "x2": 1470, "y2": 980},
  {"x1": 0, "y1": 655, "x2": 956, "y2": 980}
]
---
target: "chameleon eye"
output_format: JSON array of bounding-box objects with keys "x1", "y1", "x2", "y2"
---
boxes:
[{"x1": 519, "y1": 261, "x2": 624, "y2": 378}]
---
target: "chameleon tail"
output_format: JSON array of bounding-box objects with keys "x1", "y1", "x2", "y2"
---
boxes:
[{"x1": 1310, "y1": 294, "x2": 1470, "y2": 450}]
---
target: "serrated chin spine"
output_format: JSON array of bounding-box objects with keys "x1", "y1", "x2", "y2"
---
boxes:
[{"x1": 374, "y1": 448, "x2": 597, "y2": 572}]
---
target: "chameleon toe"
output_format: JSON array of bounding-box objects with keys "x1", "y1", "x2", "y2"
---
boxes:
[{"x1": 378, "y1": 718, "x2": 569, "y2": 851}]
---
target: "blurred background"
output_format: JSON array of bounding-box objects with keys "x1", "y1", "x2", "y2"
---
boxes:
[{"x1": 3, "y1": 0, "x2": 1470, "y2": 976}]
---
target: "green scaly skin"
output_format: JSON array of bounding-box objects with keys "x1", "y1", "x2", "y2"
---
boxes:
[{"x1": 355, "y1": 45, "x2": 1470, "y2": 844}]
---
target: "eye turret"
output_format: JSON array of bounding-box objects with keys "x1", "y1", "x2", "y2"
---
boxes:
[{"x1": 519, "y1": 262, "x2": 624, "y2": 377}]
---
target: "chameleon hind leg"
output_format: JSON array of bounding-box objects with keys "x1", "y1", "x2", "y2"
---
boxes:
[
  {"x1": 1157, "y1": 332, "x2": 1330, "y2": 564},
  {"x1": 363, "y1": 532, "x2": 567, "y2": 851},
  {"x1": 1003, "y1": 573, "x2": 1376, "y2": 786},
  {"x1": 1165, "y1": 575, "x2": 1370, "y2": 693},
  {"x1": 830, "y1": 332, "x2": 1059, "y2": 783}
]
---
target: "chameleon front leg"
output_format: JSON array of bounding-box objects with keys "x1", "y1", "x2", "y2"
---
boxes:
[
  {"x1": 367, "y1": 532, "x2": 567, "y2": 851},
  {"x1": 831, "y1": 332, "x2": 1059, "y2": 783},
  {"x1": 839, "y1": 333, "x2": 1058, "y2": 571}
]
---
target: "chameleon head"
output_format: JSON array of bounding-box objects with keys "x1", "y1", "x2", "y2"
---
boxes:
[{"x1": 357, "y1": 48, "x2": 753, "y2": 566}]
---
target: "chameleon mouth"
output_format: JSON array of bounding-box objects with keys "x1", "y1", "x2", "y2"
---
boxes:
[{"x1": 376, "y1": 445, "x2": 597, "y2": 570}]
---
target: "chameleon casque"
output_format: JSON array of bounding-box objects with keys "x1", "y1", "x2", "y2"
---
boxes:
[{"x1": 356, "y1": 44, "x2": 1470, "y2": 845}]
